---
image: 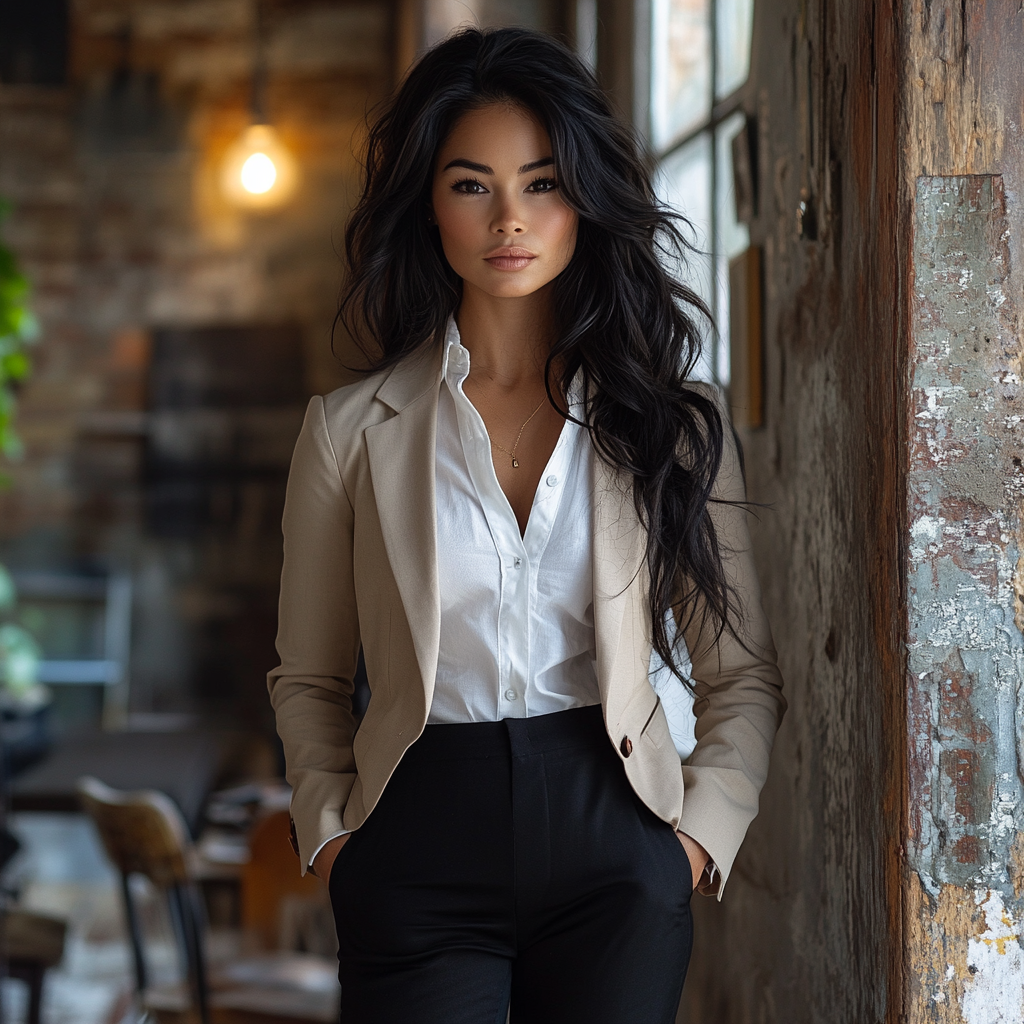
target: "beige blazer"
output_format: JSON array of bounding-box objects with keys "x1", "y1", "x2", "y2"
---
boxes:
[{"x1": 268, "y1": 343, "x2": 785, "y2": 900}]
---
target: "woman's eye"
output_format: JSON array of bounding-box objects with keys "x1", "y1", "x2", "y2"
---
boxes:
[
  {"x1": 527, "y1": 177, "x2": 559, "y2": 193},
  {"x1": 451, "y1": 178, "x2": 487, "y2": 194}
]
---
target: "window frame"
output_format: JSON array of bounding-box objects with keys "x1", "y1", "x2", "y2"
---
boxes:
[{"x1": 645, "y1": 0, "x2": 754, "y2": 387}]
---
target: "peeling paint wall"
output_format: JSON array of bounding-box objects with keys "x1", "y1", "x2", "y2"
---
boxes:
[
  {"x1": 909, "y1": 176, "x2": 1022, "y2": 886},
  {"x1": 903, "y1": 2, "x2": 1024, "y2": 1020},
  {"x1": 907, "y1": 173, "x2": 1024, "y2": 1023}
]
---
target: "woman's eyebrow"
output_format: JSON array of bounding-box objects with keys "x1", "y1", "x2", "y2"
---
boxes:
[
  {"x1": 443, "y1": 158, "x2": 492, "y2": 173},
  {"x1": 519, "y1": 157, "x2": 554, "y2": 173},
  {"x1": 441, "y1": 157, "x2": 555, "y2": 174}
]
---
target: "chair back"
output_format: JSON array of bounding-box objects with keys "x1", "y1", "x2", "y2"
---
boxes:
[
  {"x1": 78, "y1": 775, "x2": 192, "y2": 887},
  {"x1": 78, "y1": 775, "x2": 210, "y2": 1023}
]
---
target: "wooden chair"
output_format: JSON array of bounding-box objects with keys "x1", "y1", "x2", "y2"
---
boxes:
[
  {"x1": 78, "y1": 777, "x2": 340, "y2": 1024},
  {"x1": 3, "y1": 908, "x2": 67, "y2": 1024}
]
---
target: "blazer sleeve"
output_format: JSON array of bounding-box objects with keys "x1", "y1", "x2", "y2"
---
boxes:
[
  {"x1": 268, "y1": 395, "x2": 361, "y2": 874},
  {"x1": 675, "y1": 387, "x2": 786, "y2": 900}
]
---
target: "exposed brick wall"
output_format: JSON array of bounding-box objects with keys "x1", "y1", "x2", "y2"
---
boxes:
[
  {"x1": 3, "y1": 0, "x2": 393, "y2": 525},
  {"x1": 0, "y1": 0, "x2": 394, "y2": 724}
]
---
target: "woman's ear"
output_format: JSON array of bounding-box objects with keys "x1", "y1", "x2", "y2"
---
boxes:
[{"x1": 426, "y1": 205, "x2": 436, "y2": 225}]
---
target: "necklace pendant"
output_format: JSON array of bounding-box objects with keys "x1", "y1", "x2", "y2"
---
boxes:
[{"x1": 511, "y1": 457, "x2": 519, "y2": 469}]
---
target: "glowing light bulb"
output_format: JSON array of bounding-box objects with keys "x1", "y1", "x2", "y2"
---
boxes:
[
  {"x1": 241, "y1": 152, "x2": 277, "y2": 193},
  {"x1": 221, "y1": 124, "x2": 298, "y2": 209}
]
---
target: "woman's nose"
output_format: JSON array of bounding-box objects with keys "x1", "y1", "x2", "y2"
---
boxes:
[{"x1": 491, "y1": 194, "x2": 525, "y2": 234}]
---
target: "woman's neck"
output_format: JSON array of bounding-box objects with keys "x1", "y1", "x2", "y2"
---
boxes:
[{"x1": 454, "y1": 286, "x2": 555, "y2": 388}]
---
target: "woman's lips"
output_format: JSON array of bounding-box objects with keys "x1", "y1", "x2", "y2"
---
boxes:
[{"x1": 483, "y1": 247, "x2": 536, "y2": 271}]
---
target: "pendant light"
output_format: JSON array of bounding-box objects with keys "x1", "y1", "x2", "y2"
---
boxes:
[{"x1": 221, "y1": 0, "x2": 298, "y2": 209}]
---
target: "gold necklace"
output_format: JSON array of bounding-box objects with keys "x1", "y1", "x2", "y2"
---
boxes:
[{"x1": 490, "y1": 397, "x2": 546, "y2": 469}]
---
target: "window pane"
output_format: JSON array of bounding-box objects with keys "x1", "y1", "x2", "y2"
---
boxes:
[
  {"x1": 714, "y1": 112, "x2": 751, "y2": 386},
  {"x1": 650, "y1": 0, "x2": 711, "y2": 151},
  {"x1": 655, "y1": 131, "x2": 715, "y2": 381},
  {"x1": 716, "y1": 111, "x2": 750, "y2": 262},
  {"x1": 715, "y1": 0, "x2": 754, "y2": 99}
]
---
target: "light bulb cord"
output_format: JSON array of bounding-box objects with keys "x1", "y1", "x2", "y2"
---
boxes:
[{"x1": 251, "y1": 0, "x2": 268, "y2": 124}]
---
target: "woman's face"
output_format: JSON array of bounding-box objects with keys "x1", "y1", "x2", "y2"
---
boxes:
[{"x1": 430, "y1": 103, "x2": 578, "y2": 301}]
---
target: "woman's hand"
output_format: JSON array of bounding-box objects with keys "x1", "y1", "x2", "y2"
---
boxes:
[
  {"x1": 312, "y1": 833, "x2": 351, "y2": 882},
  {"x1": 675, "y1": 830, "x2": 709, "y2": 890}
]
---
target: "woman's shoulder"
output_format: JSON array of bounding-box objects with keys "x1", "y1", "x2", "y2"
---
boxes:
[
  {"x1": 303, "y1": 345, "x2": 442, "y2": 472},
  {"x1": 294, "y1": 370, "x2": 389, "y2": 473},
  {"x1": 319, "y1": 368, "x2": 391, "y2": 429},
  {"x1": 319, "y1": 344, "x2": 441, "y2": 426}
]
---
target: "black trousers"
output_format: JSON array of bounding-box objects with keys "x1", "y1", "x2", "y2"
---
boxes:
[{"x1": 329, "y1": 704, "x2": 693, "y2": 1024}]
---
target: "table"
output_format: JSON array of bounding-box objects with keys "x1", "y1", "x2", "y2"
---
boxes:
[{"x1": 11, "y1": 729, "x2": 243, "y2": 835}]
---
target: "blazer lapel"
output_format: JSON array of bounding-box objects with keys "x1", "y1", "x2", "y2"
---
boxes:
[
  {"x1": 364, "y1": 345, "x2": 443, "y2": 705},
  {"x1": 591, "y1": 450, "x2": 645, "y2": 705}
]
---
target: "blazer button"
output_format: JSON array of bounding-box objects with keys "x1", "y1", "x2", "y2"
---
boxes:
[
  {"x1": 620, "y1": 735, "x2": 633, "y2": 758},
  {"x1": 288, "y1": 816, "x2": 300, "y2": 858}
]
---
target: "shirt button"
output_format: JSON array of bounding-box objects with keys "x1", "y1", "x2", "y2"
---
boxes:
[
  {"x1": 513, "y1": 557, "x2": 522, "y2": 569},
  {"x1": 505, "y1": 689, "x2": 517, "y2": 701},
  {"x1": 546, "y1": 475, "x2": 558, "y2": 487}
]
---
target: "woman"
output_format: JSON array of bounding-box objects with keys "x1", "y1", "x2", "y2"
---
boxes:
[{"x1": 269, "y1": 26, "x2": 785, "y2": 1024}]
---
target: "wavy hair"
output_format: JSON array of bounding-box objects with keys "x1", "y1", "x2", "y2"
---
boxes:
[{"x1": 339, "y1": 26, "x2": 734, "y2": 680}]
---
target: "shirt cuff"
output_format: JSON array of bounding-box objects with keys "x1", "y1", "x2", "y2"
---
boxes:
[
  {"x1": 308, "y1": 829, "x2": 352, "y2": 869},
  {"x1": 702, "y1": 860, "x2": 719, "y2": 888},
  {"x1": 675, "y1": 829, "x2": 718, "y2": 893}
]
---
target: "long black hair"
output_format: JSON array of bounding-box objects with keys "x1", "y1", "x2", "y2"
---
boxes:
[{"x1": 340, "y1": 26, "x2": 733, "y2": 680}]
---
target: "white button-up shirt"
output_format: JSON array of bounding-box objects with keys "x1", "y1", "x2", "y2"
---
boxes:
[{"x1": 429, "y1": 317, "x2": 601, "y2": 723}]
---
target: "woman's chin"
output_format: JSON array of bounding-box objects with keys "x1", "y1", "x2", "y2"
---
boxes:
[{"x1": 462, "y1": 275, "x2": 556, "y2": 302}]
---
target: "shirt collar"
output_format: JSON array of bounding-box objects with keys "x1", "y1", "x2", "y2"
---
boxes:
[
  {"x1": 439, "y1": 315, "x2": 466, "y2": 384},
  {"x1": 438, "y1": 314, "x2": 585, "y2": 410}
]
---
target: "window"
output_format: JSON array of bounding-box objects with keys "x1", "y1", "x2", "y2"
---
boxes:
[{"x1": 649, "y1": 0, "x2": 754, "y2": 384}]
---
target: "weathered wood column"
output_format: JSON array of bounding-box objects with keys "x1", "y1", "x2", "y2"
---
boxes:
[{"x1": 679, "y1": 2, "x2": 1023, "y2": 1022}]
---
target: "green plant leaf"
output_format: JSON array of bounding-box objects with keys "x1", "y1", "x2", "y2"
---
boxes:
[
  {"x1": 2, "y1": 351, "x2": 30, "y2": 380},
  {"x1": 0, "y1": 195, "x2": 34, "y2": 473}
]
